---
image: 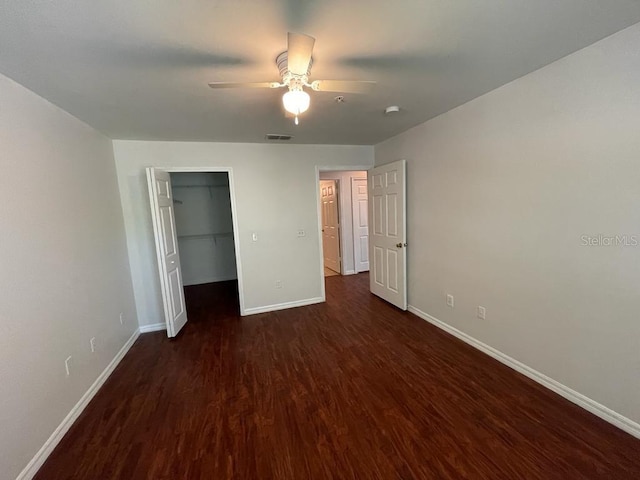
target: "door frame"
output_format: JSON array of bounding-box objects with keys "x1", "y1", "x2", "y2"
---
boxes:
[
  {"x1": 160, "y1": 166, "x2": 246, "y2": 315},
  {"x1": 315, "y1": 165, "x2": 371, "y2": 299}
]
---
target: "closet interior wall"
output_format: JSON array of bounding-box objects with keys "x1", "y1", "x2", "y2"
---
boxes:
[{"x1": 170, "y1": 172, "x2": 237, "y2": 285}]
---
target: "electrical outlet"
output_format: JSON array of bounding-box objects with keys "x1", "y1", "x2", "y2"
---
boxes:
[
  {"x1": 477, "y1": 306, "x2": 486, "y2": 320},
  {"x1": 446, "y1": 294, "x2": 454, "y2": 308},
  {"x1": 119, "y1": 312, "x2": 124, "y2": 325},
  {"x1": 90, "y1": 337, "x2": 96, "y2": 353},
  {"x1": 65, "y1": 356, "x2": 72, "y2": 376},
  {"x1": 275, "y1": 280, "x2": 282, "y2": 289},
  {"x1": 297, "y1": 229, "x2": 305, "y2": 237}
]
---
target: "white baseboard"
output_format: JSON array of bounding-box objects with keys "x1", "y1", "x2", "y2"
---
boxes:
[
  {"x1": 244, "y1": 297, "x2": 324, "y2": 316},
  {"x1": 139, "y1": 322, "x2": 166, "y2": 333},
  {"x1": 343, "y1": 269, "x2": 356, "y2": 275},
  {"x1": 17, "y1": 329, "x2": 141, "y2": 480},
  {"x1": 407, "y1": 305, "x2": 640, "y2": 440}
]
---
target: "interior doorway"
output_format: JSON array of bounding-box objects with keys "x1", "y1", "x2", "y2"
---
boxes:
[
  {"x1": 147, "y1": 167, "x2": 245, "y2": 338},
  {"x1": 317, "y1": 170, "x2": 370, "y2": 281},
  {"x1": 170, "y1": 172, "x2": 240, "y2": 320}
]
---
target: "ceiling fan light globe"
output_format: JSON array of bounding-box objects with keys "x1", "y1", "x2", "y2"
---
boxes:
[{"x1": 283, "y1": 90, "x2": 310, "y2": 115}]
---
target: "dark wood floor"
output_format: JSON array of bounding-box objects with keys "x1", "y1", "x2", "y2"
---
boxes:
[{"x1": 35, "y1": 274, "x2": 640, "y2": 479}]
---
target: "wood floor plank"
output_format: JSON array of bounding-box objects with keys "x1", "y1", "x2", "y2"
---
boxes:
[{"x1": 34, "y1": 274, "x2": 640, "y2": 479}]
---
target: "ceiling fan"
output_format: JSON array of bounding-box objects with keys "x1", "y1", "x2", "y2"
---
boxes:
[{"x1": 208, "y1": 32, "x2": 376, "y2": 125}]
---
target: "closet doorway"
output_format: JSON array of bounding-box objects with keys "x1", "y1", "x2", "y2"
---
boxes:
[{"x1": 170, "y1": 172, "x2": 240, "y2": 325}]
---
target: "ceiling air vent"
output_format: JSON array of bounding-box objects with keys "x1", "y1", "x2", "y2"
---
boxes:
[{"x1": 265, "y1": 134, "x2": 293, "y2": 141}]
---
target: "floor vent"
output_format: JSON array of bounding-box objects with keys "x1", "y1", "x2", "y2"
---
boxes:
[{"x1": 265, "y1": 134, "x2": 293, "y2": 141}]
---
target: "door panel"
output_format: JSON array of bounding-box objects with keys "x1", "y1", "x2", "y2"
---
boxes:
[
  {"x1": 146, "y1": 167, "x2": 188, "y2": 337},
  {"x1": 387, "y1": 194, "x2": 398, "y2": 236},
  {"x1": 373, "y1": 246, "x2": 384, "y2": 285},
  {"x1": 352, "y1": 178, "x2": 369, "y2": 272},
  {"x1": 168, "y1": 269, "x2": 185, "y2": 318},
  {"x1": 386, "y1": 249, "x2": 398, "y2": 292},
  {"x1": 320, "y1": 180, "x2": 341, "y2": 274},
  {"x1": 160, "y1": 207, "x2": 177, "y2": 256},
  {"x1": 373, "y1": 194, "x2": 383, "y2": 235},
  {"x1": 368, "y1": 160, "x2": 407, "y2": 310},
  {"x1": 156, "y1": 176, "x2": 170, "y2": 198},
  {"x1": 359, "y1": 236, "x2": 369, "y2": 263}
]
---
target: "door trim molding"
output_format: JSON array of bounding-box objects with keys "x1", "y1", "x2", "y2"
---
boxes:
[
  {"x1": 243, "y1": 297, "x2": 324, "y2": 316},
  {"x1": 408, "y1": 305, "x2": 640, "y2": 440},
  {"x1": 16, "y1": 329, "x2": 140, "y2": 480}
]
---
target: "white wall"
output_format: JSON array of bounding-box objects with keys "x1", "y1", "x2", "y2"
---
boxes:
[
  {"x1": 112, "y1": 141, "x2": 373, "y2": 325},
  {"x1": 171, "y1": 173, "x2": 237, "y2": 285},
  {"x1": 375, "y1": 24, "x2": 640, "y2": 425},
  {"x1": 0, "y1": 73, "x2": 137, "y2": 479},
  {"x1": 319, "y1": 170, "x2": 369, "y2": 274}
]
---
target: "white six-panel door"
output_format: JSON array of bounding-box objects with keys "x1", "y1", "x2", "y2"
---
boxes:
[
  {"x1": 320, "y1": 180, "x2": 341, "y2": 274},
  {"x1": 368, "y1": 160, "x2": 407, "y2": 310},
  {"x1": 146, "y1": 168, "x2": 188, "y2": 337},
  {"x1": 351, "y1": 178, "x2": 369, "y2": 273}
]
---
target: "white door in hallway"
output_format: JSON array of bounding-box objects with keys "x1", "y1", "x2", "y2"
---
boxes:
[
  {"x1": 146, "y1": 167, "x2": 188, "y2": 337},
  {"x1": 352, "y1": 178, "x2": 369, "y2": 273},
  {"x1": 320, "y1": 180, "x2": 341, "y2": 274},
  {"x1": 368, "y1": 160, "x2": 407, "y2": 310}
]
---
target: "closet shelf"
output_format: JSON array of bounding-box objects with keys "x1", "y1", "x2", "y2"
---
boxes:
[{"x1": 177, "y1": 233, "x2": 233, "y2": 240}]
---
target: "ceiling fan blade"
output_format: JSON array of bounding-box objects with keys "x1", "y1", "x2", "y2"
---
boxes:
[
  {"x1": 287, "y1": 32, "x2": 315, "y2": 75},
  {"x1": 208, "y1": 82, "x2": 281, "y2": 89},
  {"x1": 310, "y1": 80, "x2": 376, "y2": 94},
  {"x1": 338, "y1": 53, "x2": 450, "y2": 74},
  {"x1": 85, "y1": 40, "x2": 252, "y2": 68}
]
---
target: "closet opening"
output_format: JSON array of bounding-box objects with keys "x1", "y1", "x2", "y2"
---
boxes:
[{"x1": 170, "y1": 172, "x2": 240, "y2": 321}]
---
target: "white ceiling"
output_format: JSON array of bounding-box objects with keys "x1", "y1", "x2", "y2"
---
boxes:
[{"x1": 2, "y1": 1, "x2": 640, "y2": 145}]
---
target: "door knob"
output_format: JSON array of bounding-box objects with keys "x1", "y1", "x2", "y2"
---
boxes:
[{"x1": 396, "y1": 243, "x2": 403, "y2": 248}]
